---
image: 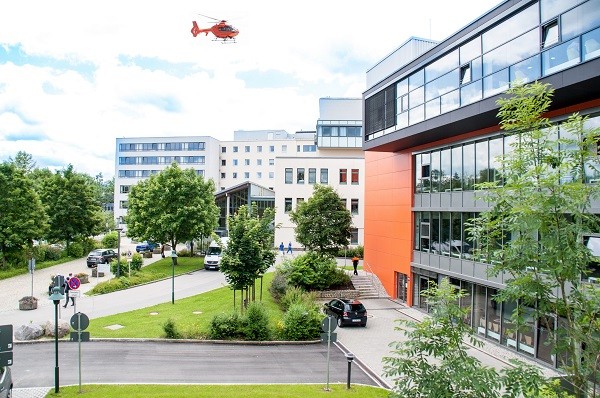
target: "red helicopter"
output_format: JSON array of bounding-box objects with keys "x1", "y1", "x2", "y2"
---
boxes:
[{"x1": 191, "y1": 15, "x2": 239, "y2": 42}]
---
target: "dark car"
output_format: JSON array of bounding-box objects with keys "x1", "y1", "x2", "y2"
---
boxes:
[
  {"x1": 0, "y1": 366, "x2": 12, "y2": 398},
  {"x1": 135, "y1": 241, "x2": 156, "y2": 253},
  {"x1": 86, "y1": 249, "x2": 117, "y2": 268},
  {"x1": 323, "y1": 298, "x2": 367, "y2": 327}
]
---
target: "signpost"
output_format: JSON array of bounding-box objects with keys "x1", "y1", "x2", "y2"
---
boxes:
[
  {"x1": 0, "y1": 324, "x2": 13, "y2": 367},
  {"x1": 321, "y1": 316, "x2": 337, "y2": 391},
  {"x1": 70, "y1": 312, "x2": 89, "y2": 393},
  {"x1": 28, "y1": 258, "x2": 36, "y2": 297}
]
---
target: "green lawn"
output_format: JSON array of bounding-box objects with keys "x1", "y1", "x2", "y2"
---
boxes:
[
  {"x1": 0, "y1": 256, "x2": 79, "y2": 280},
  {"x1": 88, "y1": 257, "x2": 206, "y2": 295},
  {"x1": 47, "y1": 384, "x2": 388, "y2": 397},
  {"x1": 86, "y1": 272, "x2": 281, "y2": 339}
]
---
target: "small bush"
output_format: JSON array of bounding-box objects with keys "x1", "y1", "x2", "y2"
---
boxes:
[
  {"x1": 240, "y1": 302, "x2": 271, "y2": 341},
  {"x1": 163, "y1": 318, "x2": 181, "y2": 339},
  {"x1": 268, "y1": 270, "x2": 288, "y2": 302},
  {"x1": 67, "y1": 242, "x2": 83, "y2": 258},
  {"x1": 281, "y1": 251, "x2": 344, "y2": 291},
  {"x1": 280, "y1": 303, "x2": 322, "y2": 341},
  {"x1": 101, "y1": 231, "x2": 118, "y2": 249},
  {"x1": 110, "y1": 258, "x2": 128, "y2": 277},
  {"x1": 80, "y1": 237, "x2": 99, "y2": 254},
  {"x1": 209, "y1": 312, "x2": 242, "y2": 340},
  {"x1": 334, "y1": 245, "x2": 363, "y2": 258},
  {"x1": 130, "y1": 252, "x2": 143, "y2": 271},
  {"x1": 32, "y1": 245, "x2": 48, "y2": 262},
  {"x1": 176, "y1": 248, "x2": 191, "y2": 257},
  {"x1": 45, "y1": 246, "x2": 63, "y2": 261}
]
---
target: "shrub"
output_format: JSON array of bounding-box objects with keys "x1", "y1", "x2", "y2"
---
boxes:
[
  {"x1": 176, "y1": 248, "x2": 191, "y2": 257},
  {"x1": 66, "y1": 242, "x2": 83, "y2": 258},
  {"x1": 268, "y1": 270, "x2": 288, "y2": 302},
  {"x1": 101, "y1": 231, "x2": 118, "y2": 249},
  {"x1": 163, "y1": 318, "x2": 181, "y2": 339},
  {"x1": 280, "y1": 303, "x2": 322, "y2": 341},
  {"x1": 130, "y1": 252, "x2": 143, "y2": 271},
  {"x1": 80, "y1": 237, "x2": 99, "y2": 254},
  {"x1": 240, "y1": 302, "x2": 271, "y2": 341},
  {"x1": 334, "y1": 245, "x2": 364, "y2": 258},
  {"x1": 110, "y1": 258, "x2": 128, "y2": 277},
  {"x1": 281, "y1": 251, "x2": 344, "y2": 290},
  {"x1": 209, "y1": 312, "x2": 242, "y2": 340},
  {"x1": 32, "y1": 245, "x2": 48, "y2": 262},
  {"x1": 45, "y1": 245, "x2": 63, "y2": 261}
]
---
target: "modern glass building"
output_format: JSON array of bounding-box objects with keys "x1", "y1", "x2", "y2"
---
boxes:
[{"x1": 363, "y1": 0, "x2": 600, "y2": 367}]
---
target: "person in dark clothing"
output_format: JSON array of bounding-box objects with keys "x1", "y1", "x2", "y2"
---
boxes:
[
  {"x1": 352, "y1": 256, "x2": 359, "y2": 276},
  {"x1": 63, "y1": 274, "x2": 75, "y2": 307}
]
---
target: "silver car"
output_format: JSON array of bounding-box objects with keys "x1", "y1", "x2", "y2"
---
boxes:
[{"x1": 0, "y1": 366, "x2": 12, "y2": 398}]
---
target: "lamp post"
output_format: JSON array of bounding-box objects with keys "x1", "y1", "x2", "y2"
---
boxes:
[
  {"x1": 345, "y1": 352, "x2": 355, "y2": 389},
  {"x1": 171, "y1": 250, "x2": 178, "y2": 304},
  {"x1": 49, "y1": 287, "x2": 65, "y2": 393},
  {"x1": 115, "y1": 228, "x2": 123, "y2": 278}
]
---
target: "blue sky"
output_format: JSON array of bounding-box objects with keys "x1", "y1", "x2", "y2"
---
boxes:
[{"x1": 0, "y1": 0, "x2": 501, "y2": 179}]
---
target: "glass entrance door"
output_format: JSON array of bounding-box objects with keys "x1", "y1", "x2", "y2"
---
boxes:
[{"x1": 396, "y1": 272, "x2": 408, "y2": 303}]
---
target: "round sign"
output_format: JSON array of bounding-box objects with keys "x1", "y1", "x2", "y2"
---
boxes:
[
  {"x1": 70, "y1": 312, "x2": 90, "y2": 331},
  {"x1": 321, "y1": 316, "x2": 337, "y2": 333},
  {"x1": 68, "y1": 277, "x2": 81, "y2": 290}
]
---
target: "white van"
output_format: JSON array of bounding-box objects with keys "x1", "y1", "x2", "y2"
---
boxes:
[{"x1": 204, "y1": 237, "x2": 229, "y2": 270}]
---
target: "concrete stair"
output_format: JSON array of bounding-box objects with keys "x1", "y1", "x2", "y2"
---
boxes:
[{"x1": 351, "y1": 274, "x2": 389, "y2": 299}]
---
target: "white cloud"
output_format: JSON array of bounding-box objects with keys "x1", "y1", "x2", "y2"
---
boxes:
[{"x1": 0, "y1": 0, "x2": 501, "y2": 178}]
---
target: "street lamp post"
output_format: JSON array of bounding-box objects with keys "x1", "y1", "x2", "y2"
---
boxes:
[
  {"x1": 171, "y1": 250, "x2": 178, "y2": 304},
  {"x1": 49, "y1": 287, "x2": 65, "y2": 394},
  {"x1": 345, "y1": 352, "x2": 355, "y2": 389},
  {"x1": 116, "y1": 228, "x2": 123, "y2": 278}
]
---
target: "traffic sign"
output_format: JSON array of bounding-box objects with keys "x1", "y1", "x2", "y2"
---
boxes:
[
  {"x1": 0, "y1": 325, "x2": 13, "y2": 352},
  {"x1": 70, "y1": 331, "x2": 90, "y2": 342},
  {"x1": 28, "y1": 258, "x2": 36, "y2": 273},
  {"x1": 68, "y1": 277, "x2": 81, "y2": 290},
  {"x1": 69, "y1": 290, "x2": 81, "y2": 298},
  {"x1": 321, "y1": 316, "x2": 337, "y2": 333},
  {"x1": 0, "y1": 351, "x2": 13, "y2": 367},
  {"x1": 320, "y1": 332, "x2": 337, "y2": 343},
  {"x1": 70, "y1": 312, "x2": 90, "y2": 331}
]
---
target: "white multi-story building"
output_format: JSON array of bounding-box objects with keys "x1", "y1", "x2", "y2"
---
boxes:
[{"x1": 114, "y1": 98, "x2": 364, "y2": 248}]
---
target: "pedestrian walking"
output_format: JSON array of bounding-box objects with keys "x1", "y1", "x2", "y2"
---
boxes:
[
  {"x1": 279, "y1": 242, "x2": 285, "y2": 255},
  {"x1": 63, "y1": 273, "x2": 75, "y2": 307},
  {"x1": 352, "y1": 255, "x2": 359, "y2": 276},
  {"x1": 287, "y1": 242, "x2": 293, "y2": 254}
]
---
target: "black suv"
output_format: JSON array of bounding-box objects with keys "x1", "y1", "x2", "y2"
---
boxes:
[
  {"x1": 86, "y1": 249, "x2": 117, "y2": 268},
  {"x1": 323, "y1": 298, "x2": 368, "y2": 327}
]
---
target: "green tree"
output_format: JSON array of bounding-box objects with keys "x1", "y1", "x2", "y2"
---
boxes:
[
  {"x1": 9, "y1": 151, "x2": 36, "y2": 174},
  {"x1": 38, "y1": 164, "x2": 104, "y2": 248},
  {"x1": 126, "y1": 163, "x2": 219, "y2": 251},
  {"x1": 383, "y1": 278, "x2": 547, "y2": 398},
  {"x1": 469, "y1": 82, "x2": 600, "y2": 396},
  {"x1": 0, "y1": 162, "x2": 48, "y2": 267},
  {"x1": 289, "y1": 184, "x2": 352, "y2": 256},
  {"x1": 220, "y1": 203, "x2": 276, "y2": 308}
]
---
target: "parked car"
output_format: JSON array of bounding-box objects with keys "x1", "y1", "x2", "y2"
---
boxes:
[
  {"x1": 86, "y1": 249, "x2": 118, "y2": 268},
  {"x1": 0, "y1": 366, "x2": 12, "y2": 398},
  {"x1": 323, "y1": 298, "x2": 368, "y2": 327},
  {"x1": 135, "y1": 241, "x2": 157, "y2": 253}
]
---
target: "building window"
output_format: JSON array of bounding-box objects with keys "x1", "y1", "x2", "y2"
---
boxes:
[
  {"x1": 308, "y1": 168, "x2": 316, "y2": 184},
  {"x1": 119, "y1": 200, "x2": 129, "y2": 209},
  {"x1": 221, "y1": 159, "x2": 226, "y2": 166},
  {"x1": 340, "y1": 169, "x2": 348, "y2": 184},
  {"x1": 320, "y1": 168, "x2": 329, "y2": 184},
  {"x1": 351, "y1": 199, "x2": 359, "y2": 215},
  {"x1": 221, "y1": 147, "x2": 226, "y2": 153},
  {"x1": 282, "y1": 145, "x2": 287, "y2": 152},
  {"x1": 245, "y1": 159, "x2": 250, "y2": 166},
  {"x1": 296, "y1": 198, "x2": 304, "y2": 207},
  {"x1": 542, "y1": 20, "x2": 559, "y2": 49},
  {"x1": 233, "y1": 146, "x2": 238, "y2": 153},
  {"x1": 233, "y1": 159, "x2": 238, "y2": 166},
  {"x1": 351, "y1": 169, "x2": 359, "y2": 184},
  {"x1": 297, "y1": 145, "x2": 301, "y2": 152},
  {"x1": 269, "y1": 145, "x2": 275, "y2": 152},
  {"x1": 303, "y1": 145, "x2": 316, "y2": 152},
  {"x1": 350, "y1": 228, "x2": 359, "y2": 245},
  {"x1": 257, "y1": 159, "x2": 262, "y2": 166},
  {"x1": 221, "y1": 173, "x2": 226, "y2": 179},
  {"x1": 257, "y1": 145, "x2": 262, "y2": 152},
  {"x1": 120, "y1": 185, "x2": 130, "y2": 193},
  {"x1": 340, "y1": 198, "x2": 347, "y2": 209},
  {"x1": 269, "y1": 172, "x2": 274, "y2": 179},
  {"x1": 244, "y1": 172, "x2": 250, "y2": 179},
  {"x1": 297, "y1": 168, "x2": 305, "y2": 184},
  {"x1": 245, "y1": 145, "x2": 250, "y2": 152},
  {"x1": 188, "y1": 142, "x2": 205, "y2": 150},
  {"x1": 285, "y1": 168, "x2": 293, "y2": 184},
  {"x1": 269, "y1": 159, "x2": 275, "y2": 166},
  {"x1": 233, "y1": 172, "x2": 238, "y2": 179},
  {"x1": 460, "y1": 64, "x2": 471, "y2": 85},
  {"x1": 257, "y1": 172, "x2": 262, "y2": 178},
  {"x1": 284, "y1": 198, "x2": 293, "y2": 213}
]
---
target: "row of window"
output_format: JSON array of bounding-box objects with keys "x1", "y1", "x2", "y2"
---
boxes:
[
  {"x1": 119, "y1": 142, "x2": 206, "y2": 151},
  {"x1": 222, "y1": 144, "x2": 316, "y2": 154},
  {"x1": 118, "y1": 156, "x2": 205, "y2": 165},
  {"x1": 283, "y1": 197, "x2": 360, "y2": 215},
  {"x1": 220, "y1": 171, "x2": 274, "y2": 180},
  {"x1": 365, "y1": 0, "x2": 600, "y2": 139},
  {"x1": 284, "y1": 168, "x2": 359, "y2": 185},
  {"x1": 414, "y1": 113, "x2": 600, "y2": 193},
  {"x1": 118, "y1": 170, "x2": 205, "y2": 178},
  {"x1": 222, "y1": 158, "x2": 275, "y2": 167}
]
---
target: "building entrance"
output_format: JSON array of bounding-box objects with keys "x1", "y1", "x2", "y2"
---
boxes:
[{"x1": 395, "y1": 272, "x2": 409, "y2": 303}]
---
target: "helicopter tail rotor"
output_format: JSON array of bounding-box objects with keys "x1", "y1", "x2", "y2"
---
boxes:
[{"x1": 191, "y1": 21, "x2": 200, "y2": 37}]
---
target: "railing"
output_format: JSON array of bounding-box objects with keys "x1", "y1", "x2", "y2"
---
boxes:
[{"x1": 362, "y1": 261, "x2": 383, "y2": 298}]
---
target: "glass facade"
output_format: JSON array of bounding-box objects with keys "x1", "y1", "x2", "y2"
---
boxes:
[{"x1": 365, "y1": 0, "x2": 600, "y2": 140}]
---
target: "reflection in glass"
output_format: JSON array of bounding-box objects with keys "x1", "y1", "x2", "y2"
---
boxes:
[
  {"x1": 431, "y1": 212, "x2": 440, "y2": 254},
  {"x1": 542, "y1": 38, "x2": 580, "y2": 76},
  {"x1": 409, "y1": 104, "x2": 425, "y2": 125},
  {"x1": 451, "y1": 146, "x2": 463, "y2": 191},
  {"x1": 425, "y1": 50, "x2": 459, "y2": 82},
  {"x1": 425, "y1": 70, "x2": 459, "y2": 101},
  {"x1": 397, "y1": 78, "x2": 409, "y2": 96},
  {"x1": 542, "y1": 20, "x2": 559, "y2": 48},
  {"x1": 431, "y1": 151, "x2": 440, "y2": 192},
  {"x1": 583, "y1": 27, "x2": 600, "y2": 61},
  {"x1": 561, "y1": 0, "x2": 600, "y2": 42},
  {"x1": 537, "y1": 315, "x2": 556, "y2": 364},
  {"x1": 460, "y1": 281, "x2": 473, "y2": 325},
  {"x1": 441, "y1": 213, "x2": 451, "y2": 256},
  {"x1": 482, "y1": 3, "x2": 538, "y2": 53},
  {"x1": 541, "y1": 0, "x2": 583, "y2": 22},
  {"x1": 397, "y1": 111, "x2": 409, "y2": 129},
  {"x1": 415, "y1": 154, "x2": 422, "y2": 193},
  {"x1": 474, "y1": 285, "x2": 487, "y2": 335},
  {"x1": 409, "y1": 86, "x2": 425, "y2": 107},
  {"x1": 502, "y1": 300, "x2": 517, "y2": 348},
  {"x1": 483, "y1": 69, "x2": 509, "y2": 98},
  {"x1": 441, "y1": 148, "x2": 451, "y2": 192},
  {"x1": 489, "y1": 137, "x2": 503, "y2": 183},
  {"x1": 426, "y1": 98, "x2": 440, "y2": 119},
  {"x1": 463, "y1": 143, "x2": 475, "y2": 190},
  {"x1": 461, "y1": 80, "x2": 482, "y2": 106},
  {"x1": 486, "y1": 288, "x2": 501, "y2": 341},
  {"x1": 460, "y1": 36, "x2": 482, "y2": 64},
  {"x1": 518, "y1": 305, "x2": 535, "y2": 357},
  {"x1": 440, "y1": 89, "x2": 460, "y2": 114},
  {"x1": 483, "y1": 29, "x2": 538, "y2": 76},
  {"x1": 583, "y1": 116, "x2": 600, "y2": 182},
  {"x1": 409, "y1": 69, "x2": 425, "y2": 91},
  {"x1": 510, "y1": 54, "x2": 541, "y2": 85},
  {"x1": 475, "y1": 140, "x2": 489, "y2": 185},
  {"x1": 421, "y1": 212, "x2": 431, "y2": 251}
]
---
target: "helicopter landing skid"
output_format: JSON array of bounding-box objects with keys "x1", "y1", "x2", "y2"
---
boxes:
[{"x1": 213, "y1": 38, "x2": 236, "y2": 44}]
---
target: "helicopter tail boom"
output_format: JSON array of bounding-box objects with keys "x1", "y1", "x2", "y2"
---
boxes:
[{"x1": 191, "y1": 21, "x2": 209, "y2": 37}]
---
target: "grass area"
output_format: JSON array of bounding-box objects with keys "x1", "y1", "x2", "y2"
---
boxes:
[
  {"x1": 47, "y1": 384, "x2": 389, "y2": 397},
  {"x1": 88, "y1": 257, "x2": 205, "y2": 295},
  {"x1": 86, "y1": 272, "x2": 281, "y2": 339},
  {"x1": 0, "y1": 256, "x2": 79, "y2": 280}
]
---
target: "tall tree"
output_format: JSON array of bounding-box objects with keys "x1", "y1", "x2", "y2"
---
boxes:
[
  {"x1": 383, "y1": 279, "x2": 548, "y2": 398},
  {"x1": 289, "y1": 184, "x2": 352, "y2": 256},
  {"x1": 126, "y1": 163, "x2": 219, "y2": 250},
  {"x1": 39, "y1": 164, "x2": 104, "y2": 247},
  {"x1": 0, "y1": 162, "x2": 48, "y2": 267},
  {"x1": 9, "y1": 151, "x2": 36, "y2": 174},
  {"x1": 469, "y1": 82, "x2": 600, "y2": 397},
  {"x1": 220, "y1": 203, "x2": 276, "y2": 307}
]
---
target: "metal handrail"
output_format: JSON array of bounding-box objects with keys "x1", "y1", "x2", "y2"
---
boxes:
[{"x1": 362, "y1": 261, "x2": 381, "y2": 298}]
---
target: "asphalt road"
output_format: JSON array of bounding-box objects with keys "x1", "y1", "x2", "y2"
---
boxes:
[{"x1": 12, "y1": 340, "x2": 377, "y2": 387}]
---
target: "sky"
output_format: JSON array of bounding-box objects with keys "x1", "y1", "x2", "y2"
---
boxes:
[{"x1": 0, "y1": 0, "x2": 502, "y2": 180}]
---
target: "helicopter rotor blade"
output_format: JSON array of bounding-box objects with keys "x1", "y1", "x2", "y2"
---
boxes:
[{"x1": 197, "y1": 13, "x2": 220, "y2": 22}]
